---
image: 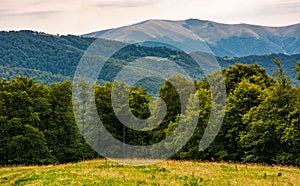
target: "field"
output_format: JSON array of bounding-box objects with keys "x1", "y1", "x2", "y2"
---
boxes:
[{"x1": 0, "y1": 159, "x2": 299, "y2": 186}]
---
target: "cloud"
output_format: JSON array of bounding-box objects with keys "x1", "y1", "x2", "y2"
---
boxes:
[
  {"x1": 1, "y1": 0, "x2": 82, "y2": 13},
  {"x1": 257, "y1": 0, "x2": 300, "y2": 15},
  {"x1": 0, "y1": 10, "x2": 59, "y2": 18},
  {"x1": 1, "y1": 0, "x2": 300, "y2": 34},
  {"x1": 91, "y1": 0, "x2": 160, "y2": 8},
  {"x1": 0, "y1": 0, "x2": 160, "y2": 17},
  {"x1": 0, "y1": 8, "x2": 13, "y2": 13}
]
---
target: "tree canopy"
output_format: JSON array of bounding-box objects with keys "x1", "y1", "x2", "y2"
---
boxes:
[{"x1": 0, "y1": 62, "x2": 300, "y2": 166}]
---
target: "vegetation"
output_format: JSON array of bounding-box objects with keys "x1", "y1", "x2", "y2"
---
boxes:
[
  {"x1": 0, "y1": 60, "x2": 300, "y2": 166},
  {"x1": 1, "y1": 30, "x2": 300, "y2": 86},
  {"x1": 2, "y1": 29, "x2": 300, "y2": 186},
  {"x1": 0, "y1": 159, "x2": 299, "y2": 185},
  {"x1": 218, "y1": 53, "x2": 300, "y2": 85}
]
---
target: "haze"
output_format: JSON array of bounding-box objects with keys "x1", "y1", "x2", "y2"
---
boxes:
[{"x1": 1, "y1": 0, "x2": 300, "y2": 35}]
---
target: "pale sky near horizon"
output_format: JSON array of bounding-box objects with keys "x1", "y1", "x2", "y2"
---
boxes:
[{"x1": 1, "y1": 0, "x2": 300, "y2": 35}]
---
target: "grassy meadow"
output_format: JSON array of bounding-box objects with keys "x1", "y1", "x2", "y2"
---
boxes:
[{"x1": 0, "y1": 159, "x2": 299, "y2": 186}]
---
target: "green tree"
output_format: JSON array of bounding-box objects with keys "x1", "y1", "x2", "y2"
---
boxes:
[
  {"x1": 240, "y1": 59, "x2": 296, "y2": 164},
  {"x1": 222, "y1": 79, "x2": 264, "y2": 160},
  {"x1": 47, "y1": 81, "x2": 96, "y2": 163}
]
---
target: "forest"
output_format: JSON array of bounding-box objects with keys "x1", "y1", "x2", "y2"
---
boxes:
[
  {"x1": 0, "y1": 60, "x2": 300, "y2": 166},
  {"x1": 1, "y1": 30, "x2": 300, "y2": 85}
]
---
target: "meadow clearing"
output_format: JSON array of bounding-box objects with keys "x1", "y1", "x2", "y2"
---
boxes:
[{"x1": 0, "y1": 159, "x2": 299, "y2": 185}]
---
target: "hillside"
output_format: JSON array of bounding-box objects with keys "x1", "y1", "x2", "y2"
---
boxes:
[
  {"x1": 217, "y1": 53, "x2": 300, "y2": 85},
  {"x1": 84, "y1": 19, "x2": 300, "y2": 57},
  {"x1": 0, "y1": 159, "x2": 299, "y2": 185},
  {"x1": 0, "y1": 30, "x2": 95, "y2": 84},
  {"x1": 0, "y1": 30, "x2": 204, "y2": 87},
  {"x1": 1, "y1": 30, "x2": 300, "y2": 86}
]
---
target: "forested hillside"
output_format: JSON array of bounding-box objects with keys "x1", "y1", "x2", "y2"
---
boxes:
[
  {"x1": 217, "y1": 54, "x2": 300, "y2": 85},
  {"x1": 1, "y1": 30, "x2": 300, "y2": 85},
  {"x1": 1, "y1": 62, "x2": 300, "y2": 166},
  {"x1": 0, "y1": 30, "x2": 95, "y2": 84}
]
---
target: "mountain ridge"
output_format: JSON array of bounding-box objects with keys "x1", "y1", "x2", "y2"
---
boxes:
[{"x1": 83, "y1": 19, "x2": 300, "y2": 57}]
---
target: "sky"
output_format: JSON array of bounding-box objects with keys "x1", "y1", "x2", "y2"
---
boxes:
[{"x1": 1, "y1": 0, "x2": 300, "y2": 35}]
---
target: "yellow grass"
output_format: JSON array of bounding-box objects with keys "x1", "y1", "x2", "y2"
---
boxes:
[{"x1": 0, "y1": 159, "x2": 299, "y2": 185}]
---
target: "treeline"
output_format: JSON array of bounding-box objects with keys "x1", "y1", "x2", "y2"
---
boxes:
[
  {"x1": 0, "y1": 78, "x2": 99, "y2": 165},
  {"x1": 1, "y1": 62, "x2": 300, "y2": 166}
]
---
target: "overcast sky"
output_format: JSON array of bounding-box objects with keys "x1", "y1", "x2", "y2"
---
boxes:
[{"x1": 1, "y1": 0, "x2": 300, "y2": 35}]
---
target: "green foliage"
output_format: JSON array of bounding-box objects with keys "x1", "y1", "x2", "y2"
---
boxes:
[
  {"x1": 294, "y1": 61, "x2": 300, "y2": 82},
  {"x1": 0, "y1": 77, "x2": 98, "y2": 165},
  {"x1": 218, "y1": 53, "x2": 300, "y2": 85},
  {"x1": 1, "y1": 30, "x2": 300, "y2": 87},
  {"x1": 239, "y1": 60, "x2": 299, "y2": 165},
  {"x1": 1, "y1": 61, "x2": 300, "y2": 166}
]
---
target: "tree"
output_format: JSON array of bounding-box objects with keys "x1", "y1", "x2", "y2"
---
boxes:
[
  {"x1": 240, "y1": 59, "x2": 297, "y2": 164},
  {"x1": 224, "y1": 63, "x2": 273, "y2": 94},
  {"x1": 223, "y1": 79, "x2": 264, "y2": 160},
  {"x1": 47, "y1": 81, "x2": 96, "y2": 163}
]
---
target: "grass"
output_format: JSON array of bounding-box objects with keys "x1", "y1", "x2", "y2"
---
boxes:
[{"x1": 0, "y1": 159, "x2": 299, "y2": 185}]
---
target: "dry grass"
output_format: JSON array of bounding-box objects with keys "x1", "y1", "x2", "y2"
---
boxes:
[{"x1": 0, "y1": 159, "x2": 299, "y2": 185}]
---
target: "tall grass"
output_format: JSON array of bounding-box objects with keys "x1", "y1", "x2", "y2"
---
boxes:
[{"x1": 0, "y1": 159, "x2": 299, "y2": 185}]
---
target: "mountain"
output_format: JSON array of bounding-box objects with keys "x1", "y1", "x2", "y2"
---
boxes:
[
  {"x1": 1, "y1": 30, "x2": 300, "y2": 87},
  {"x1": 0, "y1": 30, "x2": 205, "y2": 88},
  {"x1": 0, "y1": 30, "x2": 94, "y2": 84},
  {"x1": 0, "y1": 30, "x2": 126, "y2": 84},
  {"x1": 83, "y1": 19, "x2": 300, "y2": 57}
]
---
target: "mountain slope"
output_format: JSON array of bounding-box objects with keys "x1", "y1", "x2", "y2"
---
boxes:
[
  {"x1": 1, "y1": 30, "x2": 300, "y2": 86},
  {"x1": 84, "y1": 19, "x2": 300, "y2": 57},
  {"x1": 0, "y1": 30, "x2": 206, "y2": 87},
  {"x1": 0, "y1": 30, "x2": 95, "y2": 83},
  {"x1": 0, "y1": 30, "x2": 123, "y2": 84}
]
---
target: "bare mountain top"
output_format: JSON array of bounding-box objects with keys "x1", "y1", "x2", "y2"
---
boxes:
[{"x1": 83, "y1": 19, "x2": 300, "y2": 57}]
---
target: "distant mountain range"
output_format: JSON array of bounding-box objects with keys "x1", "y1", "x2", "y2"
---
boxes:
[{"x1": 83, "y1": 19, "x2": 300, "y2": 57}]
